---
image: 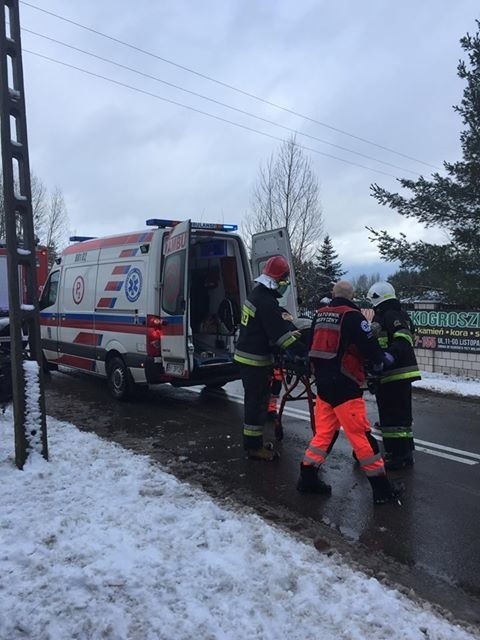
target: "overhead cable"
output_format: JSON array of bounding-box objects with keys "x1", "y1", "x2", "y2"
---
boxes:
[
  {"x1": 23, "y1": 48, "x2": 401, "y2": 179},
  {"x1": 20, "y1": 0, "x2": 441, "y2": 170},
  {"x1": 23, "y1": 27, "x2": 420, "y2": 176}
]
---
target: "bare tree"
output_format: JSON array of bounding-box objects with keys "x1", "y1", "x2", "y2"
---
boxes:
[
  {"x1": 31, "y1": 173, "x2": 48, "y2": 238},
  {"x1": 0, "y1": 173, "x2": 69, "y2": 261},
  {"x1": 44, "y1": 186, "x2": 68, "y2": 261},
  {"x1": 351, "y1": 272, "x2": 382, "y2": 303},
  {"x1": 243, "y1": 136, "x2": 323, "y2": 262}
]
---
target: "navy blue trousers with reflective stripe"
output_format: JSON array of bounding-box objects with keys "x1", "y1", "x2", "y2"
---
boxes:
[
  {"x1": 376, "y1": 380, "x2": 414, "y2": 457},
  {"x1": 239, "y1": 364, "x2": 272, "y2": 450}
]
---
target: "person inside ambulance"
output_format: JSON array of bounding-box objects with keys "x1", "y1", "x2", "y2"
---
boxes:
[
  {"x1": 234, "y1": 255, "x2": 307, "y2": 461},
  {"x1": 367, "y1": 281, "x2": 421, "y2": 469},
  {"x1": 297, "y1": 280, "x2": 403, "y2": 505}
]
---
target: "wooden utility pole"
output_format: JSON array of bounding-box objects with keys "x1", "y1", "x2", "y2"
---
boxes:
[{"x1": 0, "y1": 0, "x2": 48, "y2": 468}]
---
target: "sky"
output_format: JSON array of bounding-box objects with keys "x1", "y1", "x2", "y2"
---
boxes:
[
  {"x1": 14, "y1": 0, "x2": 479, "y2": 276},
  {"x1": 1, "y1": 369, "x2": 480, "y2": 640}
]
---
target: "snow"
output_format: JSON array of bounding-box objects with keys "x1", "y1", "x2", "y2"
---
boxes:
[
  {"x1": 416, "y1": 371, "x2": 480, "y2": 398},
  {"x1": 0, "y1": 372, "x2": 479, "y2": 640}
]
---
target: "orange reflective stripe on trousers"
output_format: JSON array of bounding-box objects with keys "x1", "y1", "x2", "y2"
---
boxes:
[{"x1": 304, "y1": 397, "x2": 385, "y2": 476}]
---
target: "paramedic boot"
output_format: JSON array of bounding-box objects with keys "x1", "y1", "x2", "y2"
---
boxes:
[
  {"x1": 369, "y1": 475, "x2": 404, "y2": 505},
  {"x1": 247, "y1": 441, "x2": 280, "y2": 461},
  {"x1": 296, "y1": 463, "x2": 332, "y2": 495}
]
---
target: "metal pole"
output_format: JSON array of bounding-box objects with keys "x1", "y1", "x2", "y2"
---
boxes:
[{"x1": 0, "y1": 0, "x2": 47, "y2": 468}]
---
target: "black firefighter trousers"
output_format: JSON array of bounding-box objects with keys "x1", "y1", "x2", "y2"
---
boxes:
[{"x1": 239, "y1": 364, "x2": 272, "y2": 450}]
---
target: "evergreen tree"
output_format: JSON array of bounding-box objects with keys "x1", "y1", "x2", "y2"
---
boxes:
[
  {"x1": 388, "y1": 269, "x2": 441, "y2": 301},
  {"x1": 315, "y1": 234, "x2": 345, "y2": 300},
  {"x1": 369, "y1": 21, "x2": 480, "y2": 307},
  {"x1": 293, "y1": 257, "x2": 318, "y2": 312}
]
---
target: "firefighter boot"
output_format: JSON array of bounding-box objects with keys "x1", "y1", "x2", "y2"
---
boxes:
[
  {"x1": 296, "y1": 463, "x2": 332, "y2": 495},
  {"x1": 369, "y1": 475, "x2": 404, "y2": 505},
  {"x1": 384, "y1": 453, "x2": 414, "y2": 470},
  {"x1": 384, "y1": 437, "x2": 415, "y2": 470},
  {"x1": 247, "y1": 441, "x2": 280, "y2": 461}
]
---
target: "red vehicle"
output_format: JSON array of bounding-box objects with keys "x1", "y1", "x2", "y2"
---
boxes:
[{"x1": 0, "y1": 243, "x2": 49, "y2": 312}]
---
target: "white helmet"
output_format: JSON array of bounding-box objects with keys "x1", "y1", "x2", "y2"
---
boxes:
[{"x1": 367, "y1": 281, "x2": 396, "y2": 307}]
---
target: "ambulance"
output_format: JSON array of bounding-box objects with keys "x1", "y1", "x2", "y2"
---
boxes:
[{"x1": 39, "y1": 219, "x2": 298, "y2": 399}]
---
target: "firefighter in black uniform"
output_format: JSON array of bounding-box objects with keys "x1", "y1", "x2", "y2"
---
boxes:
[
  {"x1": 367, "y1": 281, "x2": 421, "y2": 469},
  {"x1": 234, "y1": 255, "x2": 306, "y2": 461}
]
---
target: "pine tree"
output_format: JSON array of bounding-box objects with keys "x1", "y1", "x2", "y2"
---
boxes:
[
  {"x1": 369, "y1": 20, "x2": 480, "y2": 307},
  {"x1": 315, "y1": 234, "x2": 345, "y2": 300}
]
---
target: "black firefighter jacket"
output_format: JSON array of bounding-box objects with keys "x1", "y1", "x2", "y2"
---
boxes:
[{"x1": 234, "y1": 284, "x2": 304, "y2": 367}]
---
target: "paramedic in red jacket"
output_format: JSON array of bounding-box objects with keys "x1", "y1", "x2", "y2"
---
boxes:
[
  {"x1": 234, "y1": 256, "x2": 306, "y2": 461},
  {"x1": 297, "y1": 280, "x2": 401, "y2": 505}
]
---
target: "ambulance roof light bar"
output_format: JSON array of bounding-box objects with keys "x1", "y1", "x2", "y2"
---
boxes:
[
  {"x1": 146, "y1": 219, "x2": 237, "y2": 232},
  {"x1": 69, "y1": 236, "x2": 97, "y2": 242}
]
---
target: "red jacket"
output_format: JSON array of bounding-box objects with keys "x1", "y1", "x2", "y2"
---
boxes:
[{"x1": 310, "y1": 298, "x2": 384, "y2": 404}]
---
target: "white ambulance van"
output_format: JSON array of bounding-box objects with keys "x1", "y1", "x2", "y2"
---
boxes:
[{"x1": 39, "y1": 219, "x2": 298, "y2": 399}]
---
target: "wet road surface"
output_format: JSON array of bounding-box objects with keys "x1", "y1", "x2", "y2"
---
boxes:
[{"x1": 43, "y1": 370, "x2": 480, "y2": 630}]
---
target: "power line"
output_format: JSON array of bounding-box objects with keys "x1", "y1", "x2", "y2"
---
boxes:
[
  {"x1": 23, "y1": 48, "x2": 400, "y2": 179},
  {"x1": 20, "y1": 0, "x2": 441, "y2": 171},
  {"x1": 22, "y1": 27, "x2": 421, "y2": 176}
]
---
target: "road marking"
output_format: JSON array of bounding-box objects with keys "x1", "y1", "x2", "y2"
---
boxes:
[
  {"x1": 192, "y1": 387, "x2": 479, "y2": 466},
  {"x1": 414, "y1": 446, "x2": 477, "y2": 465},
  {"x1": 370, "y1": 426, "x2": 480, "y2": 465}
]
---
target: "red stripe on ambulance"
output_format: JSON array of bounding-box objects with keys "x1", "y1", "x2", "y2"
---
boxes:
[{"x1": 63, "y1": 232, "x2": 153, "y2": 255}]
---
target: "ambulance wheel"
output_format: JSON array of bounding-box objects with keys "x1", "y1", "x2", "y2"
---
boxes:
[{"x1": 107, "y1": 356, "x2": 134, "y2": 400}]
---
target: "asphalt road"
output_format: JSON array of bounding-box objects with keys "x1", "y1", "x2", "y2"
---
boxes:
[{"x1": 43, "y1": 370, "x2": 480, "y2": 630}]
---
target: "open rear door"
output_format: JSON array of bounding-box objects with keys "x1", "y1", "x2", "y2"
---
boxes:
[
  {"x1": 160, "y1": 220, "x2": 192, "y2": 378},
  {"x1": 251, "y1": 227, "x2": 299, "y2": 321}
]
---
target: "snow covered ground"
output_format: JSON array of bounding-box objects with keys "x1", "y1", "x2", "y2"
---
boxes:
[
  {"x1": 0, "y1": 372, "x2": 478, "y2": 640},
  {"x1": 415, "y1": 371, "x2": 480, "y2": 398}
]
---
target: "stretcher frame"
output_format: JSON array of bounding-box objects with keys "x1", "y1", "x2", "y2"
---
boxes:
[{"x1": 275, "y1": 358, "x2": 316, "y2": 434}]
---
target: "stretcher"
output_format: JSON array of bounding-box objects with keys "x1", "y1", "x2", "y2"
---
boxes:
[{"x1": 275, "y1": 355, "x2": 316, "y2": 435}]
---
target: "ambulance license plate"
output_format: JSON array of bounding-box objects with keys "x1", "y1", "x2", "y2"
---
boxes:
[{"x1": 166, "y1": 362, "x2": 184, "y2": 376}]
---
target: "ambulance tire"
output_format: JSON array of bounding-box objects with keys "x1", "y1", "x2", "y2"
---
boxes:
[{"x1": 107, "y1": 356, "x2": 135, "y2": 401}]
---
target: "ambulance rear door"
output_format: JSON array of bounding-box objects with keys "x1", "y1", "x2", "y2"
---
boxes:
[
  {"x1": 251, "y1": 227, "x2": 299, "y2": 321},
  {"x1": 159, "y1": 220, "x2": 192, "y2": 378}
]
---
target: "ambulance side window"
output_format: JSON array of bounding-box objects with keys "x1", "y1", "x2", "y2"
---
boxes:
[
  {"x1": 39, "y1": 270, "x2": 60, "y2": 309},
  {"x1": 162, "y1": 251, "x2": 185, "y2": 315}
]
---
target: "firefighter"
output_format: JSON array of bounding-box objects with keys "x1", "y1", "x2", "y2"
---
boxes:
[
  {"x1": 234, "y1": 255, "x2": 306, "y2": 461},
  {"x1": 297, "y1": 280, "x2": 402, "y2": 505},
  {"x1": 367, "y1": 281, "x2": 421, "y2": 469}
]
